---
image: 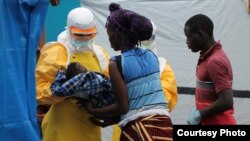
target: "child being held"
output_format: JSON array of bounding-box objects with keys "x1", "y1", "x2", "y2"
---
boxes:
[{"x1": 51, "y1": 62, "x2": 120, "y2": 127}]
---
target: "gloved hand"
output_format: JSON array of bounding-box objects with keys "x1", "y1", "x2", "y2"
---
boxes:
[{"x1": 187, "y1": 107, "x2": 201, "y2": 125}]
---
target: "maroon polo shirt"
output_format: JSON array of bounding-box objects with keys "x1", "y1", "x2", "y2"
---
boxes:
[{"x1": 196, "y1": 42, "x2": 236, "y2": 125}]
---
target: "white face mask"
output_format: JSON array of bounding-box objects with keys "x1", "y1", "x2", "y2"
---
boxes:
[{"x1": 70, "y1": 37, "x2": 94, "y2": 49}]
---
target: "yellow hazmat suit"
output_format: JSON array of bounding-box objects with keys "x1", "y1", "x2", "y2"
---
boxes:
[
  {"x1": 36, "y1": 41, "x2": 109, "y2": 141},
  {"x1": 36, "y1": 7, "x2": 110, "y2": 141}
]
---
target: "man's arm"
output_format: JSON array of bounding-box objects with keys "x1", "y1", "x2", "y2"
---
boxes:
[{"x1": 200, "y1": 88, "x2": 233, "y2": 119}]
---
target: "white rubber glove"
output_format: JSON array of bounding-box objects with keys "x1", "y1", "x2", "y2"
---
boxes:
[{"x1": 187, "y1": 106, "x2": 201, "y2": 125}]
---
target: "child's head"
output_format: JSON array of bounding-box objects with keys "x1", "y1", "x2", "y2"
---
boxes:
[{"x1": 65, "y1": 62, "x2": 87, "y2": 80}]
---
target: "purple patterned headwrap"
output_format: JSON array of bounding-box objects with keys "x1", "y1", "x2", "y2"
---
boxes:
[{"x1": 107, "y1": 3, "x2": 153, "y2": 46}]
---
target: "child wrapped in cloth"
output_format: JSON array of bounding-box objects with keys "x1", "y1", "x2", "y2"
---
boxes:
[{"x1": 51, "y1": 62, "x2": 120, "y2": 127}]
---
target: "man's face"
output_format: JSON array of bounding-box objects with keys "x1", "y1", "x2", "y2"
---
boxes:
[{"x1": 184, "y1": 25, "x2": 203, "y2": 53}]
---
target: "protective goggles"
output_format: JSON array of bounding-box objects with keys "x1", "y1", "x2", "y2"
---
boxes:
[{"x1": 70, "y1": 26, "x2": 97, "y2": 40}]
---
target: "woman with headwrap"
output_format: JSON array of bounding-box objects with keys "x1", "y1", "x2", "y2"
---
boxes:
[
  {"x1": 84, "y1": 3, "x2": 173, "y2": 140},
  {"x1": 36, "y1": 7, "x2": 110, "y2": 141},
  {"x1": 111, "y1": 20, "x2": 177, "y2": 141}
]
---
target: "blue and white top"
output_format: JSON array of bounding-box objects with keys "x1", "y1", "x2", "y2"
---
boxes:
[{"x1": 111, "y1": 48, "x2": 169, "y2": 127}]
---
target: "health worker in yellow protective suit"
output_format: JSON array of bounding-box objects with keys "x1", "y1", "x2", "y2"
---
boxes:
[
  {"x1": 111, "y1": 21, "x2": 178, "y2": 141},
  {"x1": 36, "y1": 7, "x2": 110, "y2": 141}
]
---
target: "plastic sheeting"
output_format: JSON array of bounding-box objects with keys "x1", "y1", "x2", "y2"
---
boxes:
[
  {"x1": 80, "y1": 0, "x2": 250, "y2": 91},
  {"x1": 0, "y1": 0, "x2": 49, "y2": 140},
  {"x1": 42, "y1": 1, "x2": 250, "y2": 140}
]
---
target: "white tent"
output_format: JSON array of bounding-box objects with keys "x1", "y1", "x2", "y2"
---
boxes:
[
  {"x1": 78, "y1": 0, "x2": 250, "y2": 140},
  {"x1": 81, "y1": 0, "x2": 250, "y2": 91}
]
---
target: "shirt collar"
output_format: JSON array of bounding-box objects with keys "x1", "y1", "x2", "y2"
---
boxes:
[{"x1": 199, "y1": 41, "x2": 221, "y2": 61}]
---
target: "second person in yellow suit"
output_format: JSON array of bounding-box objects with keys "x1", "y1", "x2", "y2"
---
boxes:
[
  {"x1": 36, "y1": 7, "x2": 110, "y2": 141},
  {"x1": 111, "y1": 21, "x2": 178, "y2": 141}
]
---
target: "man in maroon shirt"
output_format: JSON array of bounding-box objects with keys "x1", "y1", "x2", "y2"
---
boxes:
[{"x1": 184, "y1": 14, "x2": 236, "y2": 125}]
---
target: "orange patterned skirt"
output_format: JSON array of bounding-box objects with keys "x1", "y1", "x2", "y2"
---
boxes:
[{"x1": 120, "y1": 115, "x2": 173, "y2": 141}]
